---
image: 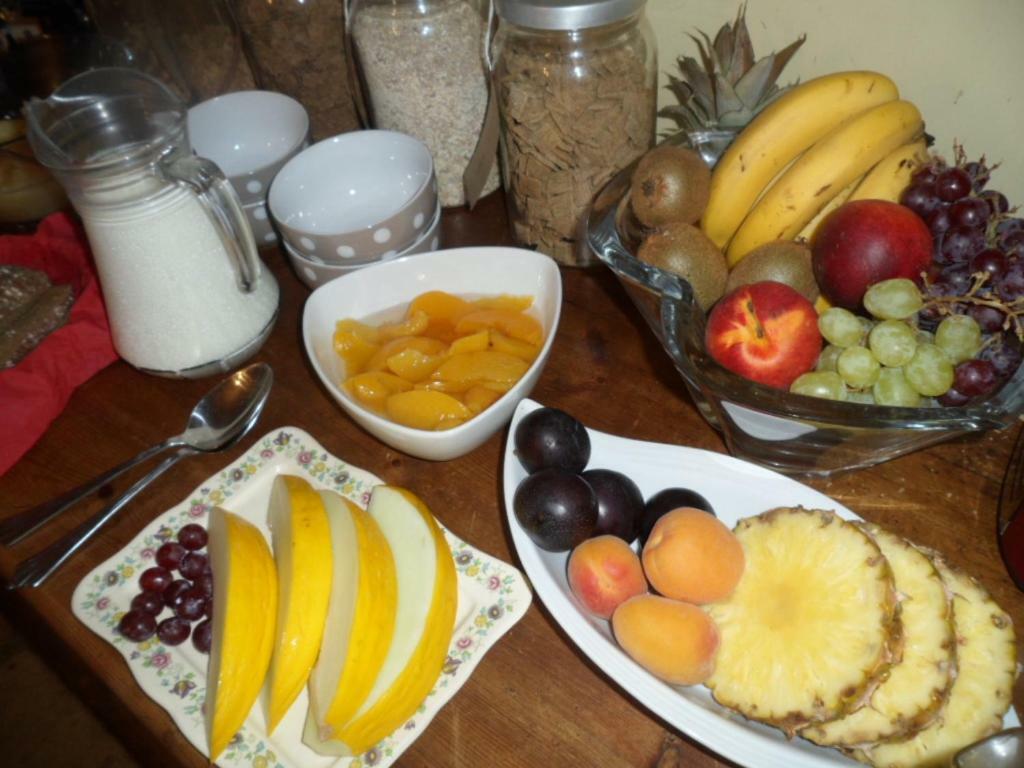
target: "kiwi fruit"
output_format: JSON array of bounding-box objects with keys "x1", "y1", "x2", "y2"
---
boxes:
[
  {"x1": 637, "y1": 222, "x2": 728, "y2": 311},
  {"x1": 630, "y1": 145, "x2": 710, "y2": 228},
  {"x1": 725, "y1": 240, "x2": 820, "y2": 303}
]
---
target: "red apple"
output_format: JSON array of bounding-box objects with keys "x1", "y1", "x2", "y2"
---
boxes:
[
  {"x1": 705, "y1": 281, "x2": 822, "y2": 389},
  {"x1": 812, "y1": 199, "x2": 933, "y2": 310}
]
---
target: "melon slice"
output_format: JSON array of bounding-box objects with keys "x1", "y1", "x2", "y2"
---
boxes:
[
  {"x1": 265, "y1": 475, "x2": 333, "y2": 734},
  {"x1": 304, "y1": 486, "x2": 458, "y2": 757},
  {"x1": 307, "y1": 491, "x2": 397, "y2": 737},
  {"x1": 205, "y1": 507, "x2": 278, "y2": 761}
]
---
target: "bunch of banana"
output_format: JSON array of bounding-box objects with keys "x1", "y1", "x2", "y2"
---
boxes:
[{"x1": 701, "y1": 70, "x2": 929, "y2": 267}]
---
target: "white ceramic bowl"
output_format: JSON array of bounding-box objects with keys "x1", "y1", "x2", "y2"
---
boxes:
[
  {"x1": 285, "y1": 199, "x2": 442, "y2": 288},
  {"x1": 187, "y1": 90, "x2": 309, "y2": 206},
  {"x1": 243, "y1": 199, "x2": 278, "y2": 246},
  {"x1": 302, "y1": 247, "x2": 562, "y2": 460},
  {"x1": 268, "y1": 129, "x2": 436, "y2": 263}
]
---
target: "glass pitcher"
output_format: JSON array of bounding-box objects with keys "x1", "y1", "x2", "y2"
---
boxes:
[{"x1": 24, "y1": 67, "x2": 279, "y2": 378}]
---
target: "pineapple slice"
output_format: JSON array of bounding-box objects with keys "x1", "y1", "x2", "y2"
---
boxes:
[
  {"x1": 854, "y1": 555, "x2": 1017, "y2": 768},
  {"x1": 802, "y1": 524, "x2": 956, "y2": 747},
  {"x1": 706, "y1": 507, "x2": 900, "y2": 736}
]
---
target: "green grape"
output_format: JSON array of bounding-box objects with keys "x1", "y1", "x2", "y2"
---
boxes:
[
  {"x1": 935, "y1": 314, "x2": 982, "y2": 364},
  {"x1": 818, "y1": 307, "x2": 865, "y2": 347},
  {"x1": 905, "y1": 343, "x2": 955, "y2": 396},
  {"x1": 837, "y1": 345, "x2": 881, "y2": 388},
  {"x1": 862, "y1": 278, "x2": 923, "y2": 320},
  {"x1": 915, "y1": 328, "x2": 935, "y2": 346},
  {"x1": 790, "y1": 371, "x2": 847, "y2": 401},
  {"x1": 847, "y1": 390, "x2": 877, "y2": 405},
  {"x1": 816, "y1": 344, "x2": 843, "y2": 372},
  {"x1": 868, "y1": 320, "x2": 917, "y2": 367},
  {"x1": 872, "y1": 367, "x2": 922, "y2": 407}
]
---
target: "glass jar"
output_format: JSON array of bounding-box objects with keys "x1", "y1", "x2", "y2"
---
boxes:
[
  {"x1": 348, "y1": 0, "x2": 499, "y2": 207},
  {"x1": 492, "y1": 0, "x2": 657, "y2": 266}
]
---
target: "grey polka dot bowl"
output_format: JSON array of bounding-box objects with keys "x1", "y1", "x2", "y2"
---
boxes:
[
  {"x1": 187, "y1": 90, "x2": 309, "y2": 207},
  {"x1": 284, "y1": 197, "x2": 442, "y2": 289},
  {"x1": 268, "y1": 129, "x2": 437, "y2": 264},
  {"x1": 243, "y1": 200, "x2": 278, "y2": 248}
]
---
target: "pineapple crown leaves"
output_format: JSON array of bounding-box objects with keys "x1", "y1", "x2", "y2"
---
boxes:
[{"x1": 660, "y1": 3, "x2": 806, "y2": 132}]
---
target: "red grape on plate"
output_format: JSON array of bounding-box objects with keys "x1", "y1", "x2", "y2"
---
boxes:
[
  {"x1": 177, "y1": 523, "x2": 208, "y2": 551},
  {"x1": 118, "y1": 610, "x2": 157, "y2": 642},
  {"x1": 192, "y1": 619, "x2": 213, "y2": 654},
  {"x1": 155, "y1": 541, "x2": 187, "y2": 571},
  {"x1": 157, "y1": 616, "x2": 191, "y2": 646}
]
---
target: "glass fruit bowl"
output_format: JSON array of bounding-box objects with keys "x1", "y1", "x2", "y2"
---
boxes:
[{"x1": 586, "y1": 131, "x2": 1024, "y2": 477}]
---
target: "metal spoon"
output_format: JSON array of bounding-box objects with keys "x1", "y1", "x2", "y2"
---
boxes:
[
  {"x1": 0, "y1": 363, "x2": 273, "y2": 547},
  {"x1": 954, "y1": 727, "x2": 1024, "y2": 767},
  {"x1": 7, "y1": 362, "x2": 273, "y2": 589}
]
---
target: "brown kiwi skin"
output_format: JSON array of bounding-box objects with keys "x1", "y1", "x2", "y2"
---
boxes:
[
  {"x1": 725, "y1": 240, "x2": 820, "y2": 303},
  {"x1": 630, "y1": 145, "x2": 711, "y2": 228},
  {"x1": 637, "y1": 222, "x2": 728, "y2": 311}
]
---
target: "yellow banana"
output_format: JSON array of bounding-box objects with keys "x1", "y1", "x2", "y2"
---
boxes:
[
  {"x1": 726, "y1": 99, "x2": 924, "y2": 265},
  {"x1": 848, "y1": 137, "x2": 929, "y2": 203},
  {"x1": 796, "y1": 174, "x2": 862, "y2": 243},
  {"x1": 702, "y1": 70, "x2": 900, "y2": 249}
]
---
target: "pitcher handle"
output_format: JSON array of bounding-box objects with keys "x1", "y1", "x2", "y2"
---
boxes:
[{"x1": 159, "y1": 154, "x2": 260, "y2": 293}]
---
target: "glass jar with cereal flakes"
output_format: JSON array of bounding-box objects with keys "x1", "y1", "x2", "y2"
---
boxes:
[
  {"x1": 491, "y1": 0, "x2": 657, "y2": 267},
  {"x1": 347, "y1": 0, "x2": 499, "y2": 208}
]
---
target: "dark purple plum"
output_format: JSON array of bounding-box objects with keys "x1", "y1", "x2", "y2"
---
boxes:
[
  {"x1": 513, "y1": 468, "x2": 597, "y2": 551},
  {"x1": 639, "y1": 487, "x2": 715, "y2": 546},
  {"x1": 514, "y1": 407, "x2": 591, "y2": 474},
  {"x1": 581, "y1": 468, "x2": 644, "y2": 543}
]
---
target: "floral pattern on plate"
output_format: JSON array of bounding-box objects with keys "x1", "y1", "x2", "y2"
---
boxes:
[{"x1": 73, "y1": 427, "x2": 532, "y2": 768}]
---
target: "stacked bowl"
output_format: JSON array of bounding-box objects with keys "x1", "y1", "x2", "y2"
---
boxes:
[
  {"x1": 268, "y1": 130, "x2": 441, "y2": 288},
  {"x1": 187, "y1": 90, "x2": 310, "y2": 247}
]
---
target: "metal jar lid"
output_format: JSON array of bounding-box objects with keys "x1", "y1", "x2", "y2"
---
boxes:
[{"x1": 493, "y1": 0, "x2": 647, "y2": 31}]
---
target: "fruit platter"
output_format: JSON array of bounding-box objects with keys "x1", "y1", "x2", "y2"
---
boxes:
[
  {"x1": 504, "y1": 399, "x2": 1019, "y2": 767},
  {"x1": 588, "y1": 80, "x2": 1024, "y2": 475}
]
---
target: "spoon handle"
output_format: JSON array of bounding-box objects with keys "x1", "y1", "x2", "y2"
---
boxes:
[
  {"x1": 9, "y1": 449, "x2": 194, "y2": 590},
  {"x1": 0, "y1": 440, "x2": 176, "y2": 547}
]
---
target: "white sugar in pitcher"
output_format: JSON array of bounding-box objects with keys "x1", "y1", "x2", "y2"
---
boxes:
[{"x1": 25, "y1": 67, "x2": 279, "y2": 378}]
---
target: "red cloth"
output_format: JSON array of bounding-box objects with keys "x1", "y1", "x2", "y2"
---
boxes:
[{"x1": 0, "y1": 212, "x2": 118, "y2": 476}]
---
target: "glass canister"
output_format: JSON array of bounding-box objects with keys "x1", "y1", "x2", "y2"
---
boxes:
[
  {"x1": 24, "y1": 68, "x2": 279, "y2": 378},
  {"x1": 492, "y1": 0, "x2": 657, "y2": 266},
  {"x1": 347, "y1": 0, "x2": 500, "y2": 208}
]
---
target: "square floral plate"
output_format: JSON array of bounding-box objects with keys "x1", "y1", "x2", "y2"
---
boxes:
[
  {"x1": 73, "y1": 426, "x2": 532, "y2": 768},
  {"x1": 502, "y1": 399, "x2": 1019, "y2": 768}
]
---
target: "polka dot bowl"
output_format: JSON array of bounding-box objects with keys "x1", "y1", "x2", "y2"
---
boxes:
[
  {"x1": 283, "y1": 197, "x2": 442, "y2": 289},
  {"x1": 268, "y1": 129, "x2": 437, "y2": 264},
  {"x1": 187, "y1": 90, "x2": 309, "y2": 207},
  {"x1": 243, "y1": 200, "x2": 279, "y2": 248}
]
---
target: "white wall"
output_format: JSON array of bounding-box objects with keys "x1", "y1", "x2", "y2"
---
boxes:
[{"x1": 647, "y1": 0, "x2": 1023, "y2": 204}]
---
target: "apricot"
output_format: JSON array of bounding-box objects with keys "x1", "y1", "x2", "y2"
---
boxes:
[
  {"x1": 567, "y1": 535, "x2": 647, "y2": 619},
  {"x1": 385, "y1": 389, "x2": 471, "y2": 430},
  {"x1": 343, "y1": 371, "x2": 412, "y2": 412},
  {"x1": 454, "y1": 309, "x2": 543, "y2": 346},
  {"x1": 429, "y1": 350, "x2": 528, "y2": 393},
  {"x1": 641, "y1": 508, "x2": 744, "y2": 604},
  {"x1": 611, "y1": 594, "x2": 719, "y2": 686},
  {"x1": 462, "y1": 385, "x2": 502, "y2": 414},
  {"x1": 364, "y1": 336, "x2": 447, "y2": 372},
  {"x1": 490, "y1": 330, "x2": 540, "y2": 363}
]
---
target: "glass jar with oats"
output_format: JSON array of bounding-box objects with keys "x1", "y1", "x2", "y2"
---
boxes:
[
  {"x1": 492, "y1": 0, "x2": 657, "y2": 266},
  {"x1": 348, "y1": 0, "x2": 499, "y2": 208}
]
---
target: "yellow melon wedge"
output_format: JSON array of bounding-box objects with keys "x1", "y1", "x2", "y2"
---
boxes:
[
  {"x1": 205, "y1": 507, "x2": 278, "y2": 761},
  {"x1": 265, "y1": 475, "x2": 334, "y2": 734},
  {"x1": 305, "y1": 486, "x2": 458, "y2": 757},
  {"x1": 307, "y1": 491, "x2": 398, "y2": 741}
]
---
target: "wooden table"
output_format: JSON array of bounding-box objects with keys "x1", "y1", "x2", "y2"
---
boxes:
[{"x1": 2, "y1": 191, "x2": 1022, "y2": 768}]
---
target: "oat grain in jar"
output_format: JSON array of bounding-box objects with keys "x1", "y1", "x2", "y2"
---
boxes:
[
  {"x1": 349, "y1": 0, "x2": 499, "y2": 208},
  {"x1": 492, "y1": 0, "x2": 657, "y2": 266}
]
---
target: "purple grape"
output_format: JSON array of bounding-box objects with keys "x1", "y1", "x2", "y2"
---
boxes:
[
  {"x1": 949, "y1": 197, "x2": 990, "y2": 230},
  {"x1": 935, "y1": 168, "x2": 973, "y2": 202},
  {"x1": 937, "y1": 387, "x2": 971, "y2": 407},
  {"x1": 1000, "y1": 231, "x2": 1024, "y2": 259},
  {"x1": 901, "y1": 182, "x2": 942, "y2": 218},
  {"x1": 981, "y1": 190, "x2": 1010, "y2": 215},
  {"x1": 971, "y1": 248, "x2": 1008, "y2": 281},
  {"x1": 177, "y1": 523, "x2": 208, "y2": 551},
  {"x1": 118, "y1": 610, "x2": 157, "y2": 642},
  {"x1": 179, "y1": 552, "x2": 209, "y2": 581},
  {"x1": 911, "y1": 165, "x2": 940, "y2": 186},
  {"x1": 192, "y1": 572, "x2": 214, "y2": 598},
  {"x1": 967, "y1": 304, "x2": 1005, "y2": 334},
  {"x1": 926, "y1": 207, "x2": 952, "y2": 238},
  {"x1": 156, "y1": 616, "x2": 191, "y2": 646},
  {"x1": 192, "y1": 619, "x2": 213, "y2": 654},
  {"x1": 156, "y1": 542, "x2": 187, "y2": 571},
  {"x1": 174, "y1": 587, "x2": 208, "y2": 622},
  {"x1": 938, "y1": 225, "x2": 986, "y2": 264},
  {"x1": 997, "y1": 260, "x2": 1024, "y2": 301},
  {"x1": 139, "y1": 566, "x2": 173, "y2": 594},
  {"x1": 130, "y1": 590, "x2": 165, "y2": 616},
  {"x1": 980, "y1": 336, "x2": 1024, "y2": 380},
  {"x1": 996, "y1": 218, "x2": 1024, "y2": 239},
  {"x1": 935, "y1": 265, "x2": 974, "y2": 295},
  {"x1": 162, "y1": 579, "x2": 192, "y2": 610},
  {"x1": 963, "y1": 161, "x2": 991, "y2": 191},
  {"x1": 954, "y1": 359, "x2": 998, "y2": 397}
]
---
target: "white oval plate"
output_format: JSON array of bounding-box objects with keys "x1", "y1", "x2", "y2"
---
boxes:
[
  {"x1": 73, "y1": 426, "x2": 532, "y2": 767},
  {"x1": 502, "y1": 398, "x2": 1018, "y2": 767}
]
